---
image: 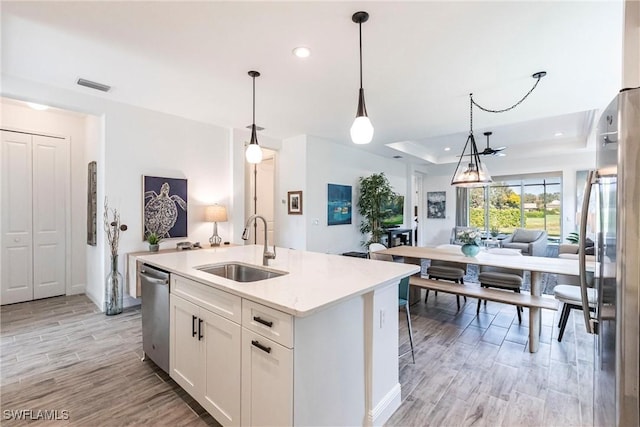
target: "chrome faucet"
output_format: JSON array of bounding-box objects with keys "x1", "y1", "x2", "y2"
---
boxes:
[{"x1": 242, "y1": 214, "x2": 276, "y2": 266}]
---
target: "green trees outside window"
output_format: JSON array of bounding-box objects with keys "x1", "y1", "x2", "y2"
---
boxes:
[{"x1": 469, "y1": 176, "x2": 562, "y2": 239}]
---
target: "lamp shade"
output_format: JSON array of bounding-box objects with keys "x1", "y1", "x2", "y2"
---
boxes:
[
  {"x1": 245, "y1": 142, "x2": 263, "y2": 164},
  {"x1": 451, "y1": 161, "x2": 492, "y2": 187},
  {"x1": 451, "y1": 133, "x2": 492, "y2": 187},
  {"x1": 205, "y1": 205, "x2": 228, "y2": 222},
  {"x1": 350, "y1": 115, "x2": 374, "y2": 144}
]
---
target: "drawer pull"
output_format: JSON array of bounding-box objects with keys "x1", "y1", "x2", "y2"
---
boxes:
[
  {"x1": 198, "y1": 318, "x2": 204, "y2": 341},
  {"x1": 253, "y1": 316, "x2": 273, "y2": 328},
  {"x1": 251, "y1": 340, "x2": 271, "y2": 354},
  {"x1": 192, "y1": 315, "x2": 197, "y2": 337}
]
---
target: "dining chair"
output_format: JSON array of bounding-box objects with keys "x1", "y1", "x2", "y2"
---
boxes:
[
  {"x1": 553, "y1": 269, "x2": 596, "y2": 341},
  {"x1": 425, "y1": 244, "x2": 467, "y2": 310},
  {"x1": 476, "y1": 248, "x2": 525, "y2": 322},
  {"x1": 369, "y1": 246, "x2": 415, "y2": 364},
  {"x1": 368, "y1": 242, "x2": 387, "y2": 257}
]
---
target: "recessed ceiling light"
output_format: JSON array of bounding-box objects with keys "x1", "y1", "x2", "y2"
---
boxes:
[
  {"x1": 554, "y1": 132, "x2": 564, "y2": 137},
  {"x1": 26, "y1": 102, "x2": 49, "y2": 111},
  {"x1": 444, "y1": 147, "x2": 451, "y2": 151},
  {"x1": 292, "y1": 46, "x2": 311, "y2": 58}
]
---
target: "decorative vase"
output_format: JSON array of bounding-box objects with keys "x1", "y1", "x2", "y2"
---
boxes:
[
  {"x1": 461, "y1": 243, "x2": 480, "y2": 257},
  {"x1": 105, "y1": 254, "x2": 124, "y2": 315},
  {"x1": 149, "y1": 244, "x2": 159, "y2": 252}
]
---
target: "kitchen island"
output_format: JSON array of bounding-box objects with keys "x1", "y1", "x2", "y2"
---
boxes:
[{"x1": 137, "y1": 245, "x2": 419, "y2": 427}]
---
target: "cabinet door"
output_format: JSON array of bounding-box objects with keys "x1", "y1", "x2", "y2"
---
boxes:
[
  {"x1": 170, "y1": 294, "x2": 202, "y2": 396},
  {"x1": 241, "y1": 328, "x2": 293, "y2": 427},
  {"x1": 200, "y1": 309, "x2": 241, "y2": 426}
]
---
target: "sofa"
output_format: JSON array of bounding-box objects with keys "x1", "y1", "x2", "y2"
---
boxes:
[{"x1": 500, "y1": 228, "x2": 548, "y2": 256}]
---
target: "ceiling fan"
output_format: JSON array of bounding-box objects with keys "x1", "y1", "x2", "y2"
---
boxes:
[{"x1": 479, "y1": 131, "x2": 506, "y2": 156}]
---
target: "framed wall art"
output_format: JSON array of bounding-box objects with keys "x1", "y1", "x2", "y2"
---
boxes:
[
  {"x1": 288, "y1": 191, "x2": 303, "y2": 215},
  {"x1": 427, "y1": 191, "x2": 446, "y2": 219},
  {"x1": 142, "y1": 175, "x2": 188, "y2": 239},
  {"x1": 327, "y1": 183, "x2": 352, "y2": 226},
  {"x1": 86, "y1": 161, "x2": 97, "y2": 246}
]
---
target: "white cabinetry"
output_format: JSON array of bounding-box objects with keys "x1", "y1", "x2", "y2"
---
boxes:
[
  {"x1": 169, "y1": 275, "x2": 241, "y2": 426},
  {"x1": 241, "y1": 300, "x2": 293, "y2": 427}
]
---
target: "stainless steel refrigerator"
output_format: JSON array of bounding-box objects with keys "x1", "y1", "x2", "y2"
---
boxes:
[{"x1": 580, "y1": 87, "x2": 639, "y2": 426}]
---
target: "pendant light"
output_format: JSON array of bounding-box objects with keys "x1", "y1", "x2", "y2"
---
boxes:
[
  {"x1": 451, "y1": 95, "x2": 492, "y2": 187},
  {"x1": 350, "y1": 11, "x2": 374, "y2": 145},
  {"x1": 245, "y1": 70, "x2": 263, "y2": 164},
  {"x1": 451, "y1": 71, "x2": 547, "y2": 187}
]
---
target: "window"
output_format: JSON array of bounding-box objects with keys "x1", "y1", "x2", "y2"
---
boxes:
[{"x1": 469, "y1": 174, "x2": 562, "y2": 241}]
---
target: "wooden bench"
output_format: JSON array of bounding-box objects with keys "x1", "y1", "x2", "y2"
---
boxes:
[{"x1": 409, "y1": 276, "x2": 558, "y2": 311}]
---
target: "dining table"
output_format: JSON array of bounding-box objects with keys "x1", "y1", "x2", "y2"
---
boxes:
[{"x1": 379, "y1": 245, "x2": 586, "y2": 353}]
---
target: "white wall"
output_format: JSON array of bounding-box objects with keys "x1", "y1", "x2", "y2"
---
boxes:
[
  {"x1": 84, "y1": 114, "x2": 105, "y2": 305},
  {"x1": 2, "y1": 75, "x2": 234, "y2": 310},
  {"x1": 305, "y1": 136, "x2": 408, "y2": 254},
  {"x1": 421, "y1": 150, "x2": 596, "y2": 246},
  {"x1": 0, "y1": 100, "x2": 90, "y2": 297},
  {"x1": 623, "y1": 0, "x2": 640, "y2": 88},
  {"x1": 277, "y1": 135, "x2": 307, "y2": 250}
]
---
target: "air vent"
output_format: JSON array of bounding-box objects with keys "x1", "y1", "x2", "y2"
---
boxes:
[
  {"x1": 77, "y1": 78, "x2": 111, "y2": 92},
  {"x1": 246, "y1": 124, "x2": 265, "y2": 131}
]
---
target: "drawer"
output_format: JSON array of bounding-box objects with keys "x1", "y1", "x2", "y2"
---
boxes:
[
  {"x1": 171, "y1": 275, "x2": 242, "y2": 324},
  {"x1": 242, "y1": 300, "x2": 293, "y2": 348}
]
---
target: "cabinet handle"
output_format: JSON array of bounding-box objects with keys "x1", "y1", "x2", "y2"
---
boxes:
[
  {"x1": 251, "y1": 340, "x2": 271, "y2": 354},
  {"x1": 198, "y1": 318, "x2": 204, "y2": 341},
  {"x1": 192, "y1": 315, "x2": 197, "y2": 337},
  {"x1": 253, "y1": 316, "x2": 273, "y2": 328}
]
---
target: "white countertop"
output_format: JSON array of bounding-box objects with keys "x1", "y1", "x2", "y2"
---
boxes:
[{"x1": 136, "y1": 245, "x2": 419, "y2": 317}]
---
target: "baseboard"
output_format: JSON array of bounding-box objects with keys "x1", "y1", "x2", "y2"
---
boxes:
[
  {"x1": 367, "y1": 383, "x2": 402, "y2": 427},
  {"x1": 84, "y1": 288, "x2": 102, "y2": 311}
]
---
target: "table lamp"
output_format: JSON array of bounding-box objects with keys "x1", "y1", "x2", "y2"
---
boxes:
[{"x1": 205, "y1": 204, "x2": 228, "y2": 246}]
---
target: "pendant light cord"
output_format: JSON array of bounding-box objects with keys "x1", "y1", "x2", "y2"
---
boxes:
[
  {"x1": 359, "y1": 22, "x2": 363, "y2": 89},
  {"x1": 470, "y1": 72, "x2": 545, "y2": 114},
  {"x1": 252, "y1": 75, "x2": 256, "y2": 125}
]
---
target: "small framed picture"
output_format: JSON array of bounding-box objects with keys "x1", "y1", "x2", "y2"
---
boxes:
[{"x1": 288, "y1": 191, "x2": 303, "y2": 215}]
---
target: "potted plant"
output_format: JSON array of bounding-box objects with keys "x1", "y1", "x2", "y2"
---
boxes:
[
  {"x1": 146, "y1": 232, "x2": 162, "y2": 252},
  {"x1": 457, "y1": 229, "x2": 481, "y2": 257},
  {"x1": 357, "y1": 172, "x2": 397, "y2": 247}
]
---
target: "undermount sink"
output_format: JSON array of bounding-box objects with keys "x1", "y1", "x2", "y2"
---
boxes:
[{"x1": 196, "y1": 262, "x2": 288, "y2": 283}]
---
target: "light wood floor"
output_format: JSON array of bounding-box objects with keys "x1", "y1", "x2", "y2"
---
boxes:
[
  {"x1": 1, "y1": 293, "x2": 594, "y2": 426},
  {"x1": 388, "y1": 291, "x2": 595, "y2": 427}
]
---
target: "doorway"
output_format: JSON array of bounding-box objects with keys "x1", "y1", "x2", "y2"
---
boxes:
[
  {"x1": 1, "y1": 129, "x2": 69, "y2": 304},
  {"x1": 244, "y1": 148, "x2": 276, "y2": 245}
]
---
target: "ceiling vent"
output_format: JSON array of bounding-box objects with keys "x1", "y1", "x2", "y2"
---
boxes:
[{"x1": 77, "y1": 78, "x2": 111, "y2": 92}]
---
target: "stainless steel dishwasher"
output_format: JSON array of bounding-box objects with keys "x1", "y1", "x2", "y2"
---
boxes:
[{"x1": 139, "y1": 262, "x2": 170, "y2": 373}]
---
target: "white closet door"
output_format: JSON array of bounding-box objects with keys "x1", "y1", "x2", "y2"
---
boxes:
[
  {"x1": 1, "y1": 131, "x2": 34, "y2": 304},
  {"x1": 32, "y1": 135, "x2": 67, "y2": 300}
]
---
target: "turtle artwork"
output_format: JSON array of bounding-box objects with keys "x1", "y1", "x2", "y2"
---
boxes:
[{"x1": 143, "y1": 177, "x2": 188, "y2": 239}]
